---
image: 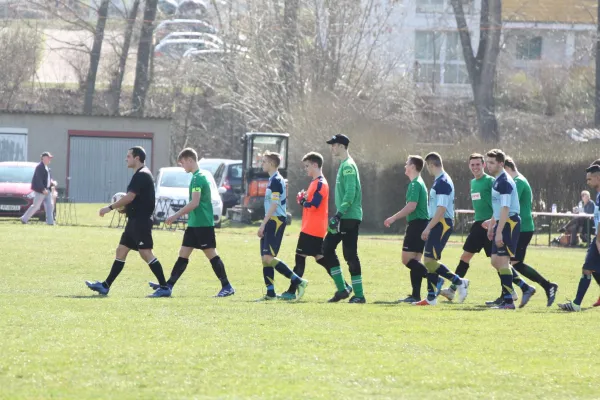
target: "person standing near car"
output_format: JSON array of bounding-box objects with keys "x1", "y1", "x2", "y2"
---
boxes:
[{"x1": 21, "y1": 152, "x2": 55, "y2": 225}]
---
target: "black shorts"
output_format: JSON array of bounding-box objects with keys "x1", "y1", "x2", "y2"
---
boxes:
[
  {"x1": 403, "y1": 219, "x2": 428, "y2": 253},
  {"x1": 119, "y1": 217, "x2": 153, "y2": 251},
  {"x1": 182, "y1": 226, "x2": 217, "y2": 250},
  {"x1": 296, "y1": 232, "x2": 324, "y2": 257},
  {"x1": 491, "y1": 216, "x2": 520, "y2": 258},
  {"x1": 424, "y1": 218, "x2": 453, "y2": 260},
  {"x1": 261, "y1": 216, "x2": 286, "y2": 256},
  {"x1": 511, "y1": 231, "x2": 533, "y2": 262},
  {"x1": 463, "y1": 221, "x2": 492, "y2": 257}
]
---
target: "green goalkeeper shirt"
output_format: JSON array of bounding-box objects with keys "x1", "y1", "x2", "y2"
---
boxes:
[{"x1": 335, "y1": 156, "x2": 363, "y2": 221}]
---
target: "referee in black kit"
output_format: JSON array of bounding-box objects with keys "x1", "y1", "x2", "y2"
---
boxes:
[{"x1": 85, "y1": 146, "x2": 171, "y2": 298}]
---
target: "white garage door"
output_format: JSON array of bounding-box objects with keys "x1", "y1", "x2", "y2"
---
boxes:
[
  {"x1": 0, "y1": 128, "x2": 28, "y2": 162},
  {"x1": 68, "y1": 136, "x2": 153, "y2": 202}
]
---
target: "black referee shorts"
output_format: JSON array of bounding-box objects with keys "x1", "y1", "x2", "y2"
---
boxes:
[
  {"x1": 120, "y1": 217, "x2": 154, "y2": 251},
  {"x1": 463, "y1": 221, "x2": 492, "y2": 257}
]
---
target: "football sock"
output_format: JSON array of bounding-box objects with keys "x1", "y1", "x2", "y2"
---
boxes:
[
  {"x1": 209, "y1": 256, "x2": 230, "y2": 287},
  {"x1": 592, "y1": 272, "x2": 600, "y2": 287},
  {"x1": 263, "y1": 264, "x2": 275, "y2": 297},
  {"x1": 351, "y1": 275, "x2": 364, "y2": 297},
  {"x1": 451, "y1": 260, "x2": 470, "y2": 291},
  {"x1": 435, "y1": 264, "x2": 462, "y2": 286},
  {"x1": 330, "y1": 266, "x2": 346, "y2": 292},
  {"x1": 410, "y1": 269, "x2": 423, "y2": 299},
  {"x1": 426, "y1": 273, "x2": 439, "y2": 301},
  {"x1": 271, "y1": 258, "x2": 302, "y2": 285},
  {"x1": 511, "y1": 267, "x2": 531, "y2": 291},
  {"x1": 148, "y1": 258, "x2": 168, "y2": 288},
  {"x1": 574, "y1": 274, "x2": 592, "y2": 306},
  {"x1": 288, "y1": 255, "x2": 306, "y2": 293},
  {"x1": 167, "y1": 257, "x2": 189, "y2": 286},
  {"x1": 104, "y1": 259, "x2": 125, "y2": 288},
  {"x1": 513, "y1": 261, "x2": 550, "y2": 290},
  {"x1": 499, "y1": 267, "x2": 515, "y2": 304}
]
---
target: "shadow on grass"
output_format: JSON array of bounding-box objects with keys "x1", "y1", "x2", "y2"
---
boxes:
[{"x1": 55, "y1": 295, "x2": 108, "y2": 299}]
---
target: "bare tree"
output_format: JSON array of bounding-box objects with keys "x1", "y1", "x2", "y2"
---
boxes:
[
  {"x1": 596, "y1": 0, "x2": 600, "y2": 126},
  {"x1": 83, "y1": 0, "x2": 110, "y2": 114},
  {"x1": 132, "y1": 0, "x2": 159, "y2": 116},
  {"x1": 278, "y1": 0, "x2": 300, "y2": 109},
  {"x1": 451, "y1": 0, "x2": 502, "y2": 141}
]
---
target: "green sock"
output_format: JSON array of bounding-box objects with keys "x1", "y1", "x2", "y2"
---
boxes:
[
  {"x1": 330, "y1": 266, "x2": 346, "y2": 292},
  {"x1": 351, "y1": 275, "x2": 364, "y2": 298}
]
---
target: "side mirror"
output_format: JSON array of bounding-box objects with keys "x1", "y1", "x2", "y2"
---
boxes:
[{"x1": 218, "y1": 187, "x2": 227, "y2": 194}]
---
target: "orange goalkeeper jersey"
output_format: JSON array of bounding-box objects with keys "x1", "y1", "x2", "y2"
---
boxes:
[{"x1": 301, "y1": 176, "x2": 329, "y2": 238}]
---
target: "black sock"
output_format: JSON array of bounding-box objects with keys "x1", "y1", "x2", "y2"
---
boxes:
[
  {"x1": 316, "y1": 257, "x2": 331, "y2": 274},
  {"x1": 167, "y1": 257, "x2": 189, "y2": 286},
  {"x1": 210, "y1": 256, "x2": 230, "y2": 287},
  {"x1": 409, "y1": 269, "x2": 423, "y2": 299},
  {"x1": 406, "y1": 259, "x2": 428, "y2": 277},
  {"x1": 288, "y1": 255, "x2": 306, "y2": 293},
  {"x1": 593, "y1": 272, "x2": 600, "y2": 287},
  {"x1": 148, "y1": 258, "x2": 168, "y2": 287},
  {"x1": 104, "y1": 259, "x2": 125, "y2": 288},
  {"x1": 513, "y1": 261, "x2": 550, "y2": 290},
  {"x1": 455, "y1": 260, "x2": 470, "y2": 278}
]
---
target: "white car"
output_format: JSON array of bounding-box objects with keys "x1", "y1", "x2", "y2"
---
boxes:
[
  {"x1": 154, "y1": 38, "x2": 221, "y2": 59},
  {"x1": 162, "y1": 32, "x2": 224, "y2": 48},
  {"x1": 154, "y1": 167, "x2": 223, "y2": 227}
]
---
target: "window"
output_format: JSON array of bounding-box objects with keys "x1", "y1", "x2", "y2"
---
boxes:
[
  {"x1": 516, "y1": 36, "x2": 542, "y2": 60},
  {"x1": 416, "y1": 0, "x2": 444, "y2": 14},
  {"x1": 414, "y1": 31, "x2": 442, "y2": 83}
]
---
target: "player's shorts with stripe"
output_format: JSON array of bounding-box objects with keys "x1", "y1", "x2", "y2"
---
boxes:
[
  {"x1": 491, "y1": 215, "x2": 521, "y2": 257},
  {"x1": 182, "y1": 226, "x2": 217, "y2": 250},
  {"x1": 120, "y1": 217, "x2": 154, "y2": 251},
  {"x1": 583, "y1": 237, "x2": 600, "y2": 272},
  {"x1": 296, "y1": 232, "x2": 323, "y2": 257},
  {"x1": 424, "y1": 218, "x2": 453, "y2": 260},
  {"x1": 463, "y1": 220, "x2": 492, "y2": 257},
  {"x1": 511, "y1": 231, "x2": 533, "y2": 262},
  {"x1": 261, "y1": 216, "x2": 287, "y2": 256},
  {"x1": 403, "y1": 219, "x2": 428, "y2": 254}
]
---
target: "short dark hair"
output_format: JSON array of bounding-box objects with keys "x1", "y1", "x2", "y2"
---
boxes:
[
  {"x1": 178, "y1": 147, "x2": 198, "y2": 162},
  {"x1": 424, "y1": 152, "x2": 442, "y2": 167},
  {"x1": 486, "y1": 148, "x2": 505, "y2": 163},
  {"x1": 129, "y1": 146, "x2": 146, "y2": 163},
  {"x1": 469, "y1": 153, "x2": 484, "y2": 163},
  {"x1": 264, "y1": 151, "x2": 281, "y2": 167},
  {"x1": 504, "y1": 156, "x2": 516, "y2": 171},
  {"x1": 302, "y1": 152, "x2": 323, "y2": 168},
  {"x1": 407, "y1": 155, "x2": 424, "y2": 172}
]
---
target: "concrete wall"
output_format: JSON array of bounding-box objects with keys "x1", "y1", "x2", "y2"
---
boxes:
[{"x1": 0, "y1": 113, "x2": 172, "y2": 193}]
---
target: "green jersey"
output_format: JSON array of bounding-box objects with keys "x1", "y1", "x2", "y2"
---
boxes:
[
  {"x1": 335, "y1": 156, "x2": 363, "y2": 221},
  {"x1": 470, "y1": 174, "x2": 494, "y2": 222},
  {"x1": 406, "y1": 175, "x2": 429, "y2": 222},
  {"x1": 187, "y1": 170, "x2": 214, "y2": 227},
  {"x1": 515, "y1": 174, "x2": 534, "y2": 232}
]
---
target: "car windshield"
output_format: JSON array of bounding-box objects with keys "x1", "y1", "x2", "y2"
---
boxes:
[
  {"x1": 0, "y1": 165, "x2": 35, "y2": 183},
  {"x1": 198, "y1": 160, "x2": 222, "y2": 175},
  {"x1": 159, "y1": 170, "x2": 192, "y2": 188}
]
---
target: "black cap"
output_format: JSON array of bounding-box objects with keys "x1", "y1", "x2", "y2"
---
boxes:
[
  {"x1": 41, "y1": 152, "x2": 53, "y2": 158},
  {"x1": 326, "y1": 134, "x2": 350, "y2": 146}
]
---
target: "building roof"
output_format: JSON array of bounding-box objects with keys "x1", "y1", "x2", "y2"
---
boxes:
[
  {"x1": 0, "y1": 109, "x2": 172, "y2": 120},
  {"x1": 503, "y1": 0, "x2": 597, "y2": 24}
]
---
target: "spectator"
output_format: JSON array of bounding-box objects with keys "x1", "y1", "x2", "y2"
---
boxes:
[
  {"x1": 559, "y1": 190, "x2": 595, "y2": 245},
  {"x1": 20, "y1": 152, "x2": 55, "y2": 225}
]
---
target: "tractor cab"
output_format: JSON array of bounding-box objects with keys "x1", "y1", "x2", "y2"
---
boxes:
[{"x1": 228, "y1": 132, "x2": 291, "y2": 223}]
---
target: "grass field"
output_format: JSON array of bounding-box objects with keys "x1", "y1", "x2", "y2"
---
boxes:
[{"x1": 1, "y1": 206, "x2": 599, "y2": 399}]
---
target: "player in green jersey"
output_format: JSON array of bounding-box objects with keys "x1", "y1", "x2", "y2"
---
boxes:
[
  {"x1": 503, "y1": 157, "x2": 558, "y2": 307},
  {"x1": 440, "y1": 153, "x2": 494, "y2": 301},
  {"x1": 150, "y1": 148, "x2": 235, "y2": 297},
  {"x1": 323, "y1": 134, "x2": 365, "y2": 303},
  {"x1": 384, "y1": 155, "x2": 430, "y2": 303}
]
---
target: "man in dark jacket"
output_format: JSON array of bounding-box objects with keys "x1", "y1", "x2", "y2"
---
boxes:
[{"x1": 21, "y1": 152, "x2": 55, "y2": 225}]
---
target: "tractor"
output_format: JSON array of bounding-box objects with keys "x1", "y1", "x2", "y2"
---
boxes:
[{"x1": 227, "y1": 132, "x2": 292, "y2": 224}]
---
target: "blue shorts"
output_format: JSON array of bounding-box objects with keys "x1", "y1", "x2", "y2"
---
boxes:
[
  {"x1": 583, "y1": 238, "x2": 600, "y2": 272},
  {"x1": 424, "y1": 218, "x2": 453, "y2": 260},
  {"x1": 261, "y1": 216, "x2": 286, "y2": 256},
  {"x1": 491, "y1": 215, "x2": 520, "y2": 257}
]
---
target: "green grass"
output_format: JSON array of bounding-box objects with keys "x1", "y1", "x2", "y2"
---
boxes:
[{"x1": 1, "y1": 209, "x2": 599, "y2": 399}]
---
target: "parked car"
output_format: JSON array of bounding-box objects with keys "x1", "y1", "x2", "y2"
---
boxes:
[
  {"x1": 154, "y1": 38, "x2": 221, "y2": 60},
  {"x1": 213, "y1": 160, "x2": 243, "y2": 214},
  {"x1": 0, "y1": 162, "x2": 52, "y2": 220},
  {"x1": 198, "y1": 158, "x2": 230, "y2": 176},
  {"x1": 154, "y1": 19, "x2": 217, "y2": 44},
  {"x1": 153, "y1": 167, "x2": 223, "y2": 227},
  {"x1": 162, "y1": 32, "x2": 224, "y2": 48},
  {"x1": 177, "y1": 0, "x2": 208, "y2": 18}
]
